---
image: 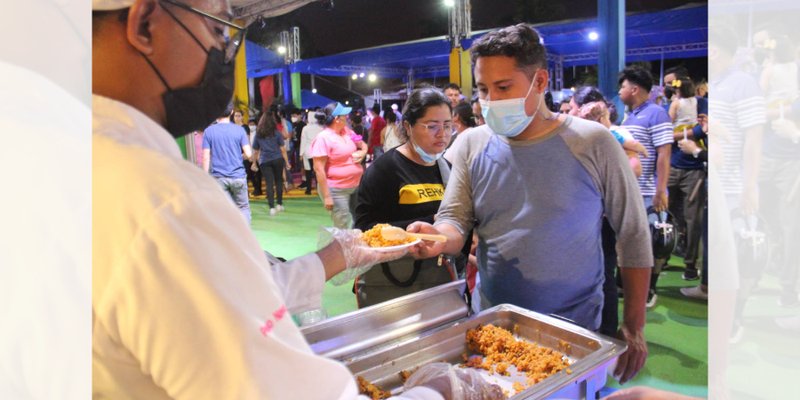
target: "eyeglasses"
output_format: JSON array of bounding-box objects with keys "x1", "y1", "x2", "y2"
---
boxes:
[
  {"x1": 416, "y1": 122, "x2": 454, "y2": 135},
  {"x1": 161, "y1": 0, "x2": 246, "y2": 63}
]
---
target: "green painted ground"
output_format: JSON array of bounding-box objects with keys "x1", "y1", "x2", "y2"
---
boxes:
[{"x1": 250, "y1": 191, "x2": 708, "y2": 397}]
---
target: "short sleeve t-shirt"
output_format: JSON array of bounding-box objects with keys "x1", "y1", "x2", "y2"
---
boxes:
[
  {"x1": 309, "y1": 128, "x2": 363, "y2": 188},
  {"x1": 710, "y1": 68, "x2": 766, "y2": 194},
  {"x1": 252, "y1": 132, "x2": 285, "y2": 164},
  {"x1": 436, "y1": 117, "x2": 651, "y2": 331},
  {"x1": 202, "y1": 122, "x2": 248, "y2": 178},
  {"x1": 370, "y1": 116, "x2": 386, "y2": 147},
  {"x1": 621, "y1": 100, "x2": 674, "y2": 196}
]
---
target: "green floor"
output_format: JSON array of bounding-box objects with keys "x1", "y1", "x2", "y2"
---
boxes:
[{"x1": 250, "y1": 192, "x2": 708, "y2": 398}]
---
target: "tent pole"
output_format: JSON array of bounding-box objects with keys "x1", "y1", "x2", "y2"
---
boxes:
[{"x1": 597, "y1": 0, "x2": 625, "y2": 100}]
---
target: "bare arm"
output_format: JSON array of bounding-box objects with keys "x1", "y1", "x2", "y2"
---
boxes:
[
  {"x1": 313, "y1": 156, "x2": 333, "y2": 210},
  {"x1": 615, "y1": 267, "x2": 650, "y2": 384},
  {"x1": 202, "y1": 149, "x2": 211, "y2": 173},
  {"x1": 652, "y1": 144, "x2": 671, "y2": 212},
  {"x1": 668, "y1": 99, "x2": 679, "y2": 122},
  {"x1": 281, "y1": 146, "x2": 290, "y2": 169},
  {"x1": 242, "y1": 144, "x2": 252, "y2": 160}
]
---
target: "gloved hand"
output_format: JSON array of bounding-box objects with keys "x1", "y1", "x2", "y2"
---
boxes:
[
  {"x1": 318, "y1": 227, "x2": 409, "y2": 285},
  {"x1": 403, "y1": 362, "x2": 504, "y2": 400}
]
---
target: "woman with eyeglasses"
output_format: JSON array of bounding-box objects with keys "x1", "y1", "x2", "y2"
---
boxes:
[
  {"x1": 354, "y1": 87, "x2": 463, "y2": 308},
  {"x1": 310, "y1": 102, "x2": 368, "y2": 229}
]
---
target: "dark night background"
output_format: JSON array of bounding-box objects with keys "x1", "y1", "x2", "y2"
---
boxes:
[{"x1": 246, "y1": 0, "x2": 708, "y2": 108}]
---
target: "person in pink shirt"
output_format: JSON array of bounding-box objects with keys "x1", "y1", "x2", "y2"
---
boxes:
[{"x1": 311, "y1": 102, "x2": 368, "y2": 228}]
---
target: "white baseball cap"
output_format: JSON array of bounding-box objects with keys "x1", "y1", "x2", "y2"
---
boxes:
[{"x1": 93, "y1": 0, "x2": 134, "y2": 10}]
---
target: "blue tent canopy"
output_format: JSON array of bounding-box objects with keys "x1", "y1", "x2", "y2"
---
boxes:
[
  {"x1": 246, "y1": 39, "x2": 285, "y2": 78},
  {"x1": 246, "y1": 5, "x2": 706, "y2": 79},
  {"x1": 299, "y1": 89, "x2": 335, "y2": 109}
]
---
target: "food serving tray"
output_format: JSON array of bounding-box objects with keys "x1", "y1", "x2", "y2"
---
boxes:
[{"x1": 301, "y1": 281, "x2": 626, "y2": 399}]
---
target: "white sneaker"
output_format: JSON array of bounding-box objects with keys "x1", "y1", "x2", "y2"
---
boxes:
[
  {"x1": 680, "y1": 285, "x2": 708, "y2": 300},
  {"x1": 276, "y1": 204, "x2": 285, "y2": 212},
  {"x1": 645, "y1": 290, "x2": 658, "y2": 309},
  {"x1": 269, "y1": 208, "x2": 277, "y2": 216}
]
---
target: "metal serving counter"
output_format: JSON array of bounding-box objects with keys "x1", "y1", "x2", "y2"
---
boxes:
[{"x1": 301, "y1": 281, "x2": 626, "y2": 399}]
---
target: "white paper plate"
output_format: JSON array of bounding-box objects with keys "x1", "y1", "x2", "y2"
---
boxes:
[{"x1": 363, "y1": 238, "x2": 421, "y2": 252}]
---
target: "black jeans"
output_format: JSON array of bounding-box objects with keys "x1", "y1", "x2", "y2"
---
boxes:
[
  {"x1": 304, "y1": 158, "x2": 316, "y2": 192},
  {"x1": 261, "y1": 158, "x2": 286, "y2": 208}
]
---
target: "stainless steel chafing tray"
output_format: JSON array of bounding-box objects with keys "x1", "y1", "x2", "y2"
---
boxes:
[{"x1": 301, "y1": 281, "x2": 627, "y2": 399}]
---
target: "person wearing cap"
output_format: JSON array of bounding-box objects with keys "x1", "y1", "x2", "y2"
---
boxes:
[
  {"x1": 311, "y1": 102, "x2": 368, "y2": 229},
  {"x1": 92, "y1": 1, "x2": 503, "y2": 399}
]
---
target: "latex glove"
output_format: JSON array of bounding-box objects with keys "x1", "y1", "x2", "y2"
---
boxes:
[
  {"x1": 403, "y1": 362, "x2": 504, "y2": 400},
  {"x1": 319, "y1": 227, "x2": 408, "y2": 285}
]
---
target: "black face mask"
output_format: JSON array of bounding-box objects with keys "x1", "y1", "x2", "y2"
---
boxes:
[
  {"x1": 140, "y1": 2, "x2": 237, "y2": 138},
  {"x1": 162, "y1": 48, "x2": 234, "y2": 137},
  {"x1": 141, "y1": 48, "x2": 234, "y2": 138}
]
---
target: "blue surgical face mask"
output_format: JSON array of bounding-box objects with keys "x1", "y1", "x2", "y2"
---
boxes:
[
  {"x1": 479, "y1": 75, "x2": 541, "y2": 138},
  {"x1": 413, "y1": 142, "x2": 444, "y2": 164}
]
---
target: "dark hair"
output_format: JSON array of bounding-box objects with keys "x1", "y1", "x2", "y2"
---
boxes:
[
  {"x1": 470, "y1": 23, "x2": 547, "y2": 79},
  {"x1": 229, "y1": 109, "x2": 243, "y2": 123},
  {"x1": 453, "y1": 102, "x2": 476, "y2": 128},
  {"x1": 322, "y1": 102, "x2": 340, "y2": 126},
  {"x1": 573, "y1": 86, "x2": 606, "y2": 107},
  {"x1": 371, "y1": 103, "x2": 381, "y2": 114},
  {"x1": 608, "y1": 102, "x2": 619, "y2": 124},
  {"x1": 544, "y1": 92, "x2": 555, "y2": 112},
  {"x1": 256, "y1": 111, "x2": 277, "y2": 139},
  {"x1": 664, "y1": 66, "x2": 689, "y2": 80},
  {"x1": 444, "y1": 83, "x2": 461, "y2": 93},
  {"x1": 385, "y1": 110, "x2": 398, "y2": 123},
  {"x1": 674, "y1": 76, "x2": 695, "y2": 98},
  {"x1": 351, "y1": 113, "x2": 363, "y2": 125},
  {"x1": 400, "y1": 87, "x2": 451, "y2": 140},
  {"x1": 618, "y1": 66, "x2": 654, "y2": 93}
]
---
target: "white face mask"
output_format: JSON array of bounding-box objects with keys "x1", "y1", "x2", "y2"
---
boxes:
[
  {"x1": 249, "y1": 124, "x2": 256, "y2": 132},
  {"x1": 479, "y1": 75, "x2": 540, "y2": 138}
]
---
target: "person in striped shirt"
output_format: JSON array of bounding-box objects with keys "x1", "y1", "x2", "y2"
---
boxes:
[{"x1": 618, "y1": 66, "x2": 673, "y2": 308}]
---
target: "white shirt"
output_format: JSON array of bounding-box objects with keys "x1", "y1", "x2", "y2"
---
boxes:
[
  {"x1": 92, "y1": 95, "x2": 439, "y2": 400},
  {"x1": 300, "y1": 119, "x2": 324, "y2": 160},
  {"x1": 0, "y1": 61, "x2": 90, "y2": 400}
]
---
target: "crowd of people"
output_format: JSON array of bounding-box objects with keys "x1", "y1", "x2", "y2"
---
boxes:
[{"x1": 91, "y1": 0, "x2": 742, "y2": 397}]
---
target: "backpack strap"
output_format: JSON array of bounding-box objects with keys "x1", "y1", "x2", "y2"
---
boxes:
[{"x1": 437, "y1": 157, "x2": 451, "y2": 189}]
